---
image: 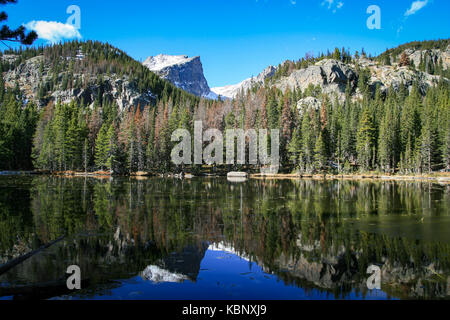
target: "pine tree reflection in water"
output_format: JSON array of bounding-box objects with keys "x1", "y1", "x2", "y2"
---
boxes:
[{"x1": 0, "y1": 176, "x2": 449, "y2": 300}]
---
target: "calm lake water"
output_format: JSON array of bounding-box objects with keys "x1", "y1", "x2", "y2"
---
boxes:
[{"x1": 0, "y1": 176, "x2": 449, "y2": 300}]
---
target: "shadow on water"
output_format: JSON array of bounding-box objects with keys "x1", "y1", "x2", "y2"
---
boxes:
[{"x1": 0, "y1": 176, "x2": 449, "y2": 300}]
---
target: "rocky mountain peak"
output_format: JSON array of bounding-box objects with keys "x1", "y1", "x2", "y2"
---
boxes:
[
  {"x1": 143, "y1": 54, "x2": 197, "y2": 72},
  {"x1": 143, "y1": 54, "x2": 214, "y2": 98}
]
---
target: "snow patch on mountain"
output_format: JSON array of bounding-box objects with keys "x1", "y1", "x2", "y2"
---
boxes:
[{"x1": 143, "y1": 54, "x2": 195, "y2": 72}]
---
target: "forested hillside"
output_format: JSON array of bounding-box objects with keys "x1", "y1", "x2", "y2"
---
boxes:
[{"x1": 0, "y1": 40, "x2": 449, "y2": 175}]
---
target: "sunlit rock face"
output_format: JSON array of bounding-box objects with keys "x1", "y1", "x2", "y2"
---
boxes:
[
  {"x1": 143, "y1": 54, "x2": 215, "y2": 98},
  {"x1": 405, "y1": 45, "x2": 450, "y2": 71},
  {"x1": 275, "y1": 57, "x2": 446, "y2": 104}
]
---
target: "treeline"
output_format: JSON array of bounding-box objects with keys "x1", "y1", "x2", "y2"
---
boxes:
[
  {"x1": 1, "y1": 40, "x2": 450, "y2": 174},
  {"x1": 30, "y1": 76, "x2": 450, "y2": 175},
  {"x1": 31, "y1": 95, "x2": 204, "y2": 174},
  {"x1": 237, "y1": 79, "x2": 450, "y2": 174}
]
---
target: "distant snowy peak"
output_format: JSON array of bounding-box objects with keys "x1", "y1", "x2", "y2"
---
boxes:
[
  {"x1": 143, "y1": 54, "x2": 195, "y2": 72},
  {"x1": 143, "y1": 54, "x2": 215, "y2": 98},
  {"x1": 211, "y1": 65, "x2": 276, "y2": 99},
  {"x1": 143, "y1": 55, "x2": 276, "y2": 100}
]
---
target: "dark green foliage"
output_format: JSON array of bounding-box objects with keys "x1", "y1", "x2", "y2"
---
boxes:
[
  {"x1": 0, "y1": 81, "x2": 37, "y2": 170},
  {"x1": 0, "y1": 0, "x2": 37, "y2": 45}
]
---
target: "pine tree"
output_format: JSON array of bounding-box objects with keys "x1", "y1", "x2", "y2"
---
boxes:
[
  {"x1": 127, "y1": 120, "x2": 137, "y2": 173},
  {"x1": 106, "y1": 124, "x2": 118, "y2": 173},
  {"x1": 378, "y1": 96, "x2": 400, "y2": 173},
  {"x1": 357, "y1": 108, "x2": 376, "y2": 171},
  {"x1": 418, "y1": 120, "x2": 438, "y2": 173},
  {"x1": 0, "y1": 0, "x2": 37, "y2": 45},
  {"x1": 314, "y1": 133, "x2": 328, "y2": 172},
  {"x1": 443, "y1": 128, "x2": 450, "y2": 171},
  {"x1": 300, "y1": 112, "x2": 315, "y2": 172},
  {"x1": 287, "y1": 127, "x2": 301, "y2": 167},
  {"x1": 280, "y1": 91, "x2": 294, "y2": 166},
  {"x1": 95, "y1": 124, "x2": 110, "y2": 171},
  {"x1": 64, "y1": 103, "x2": 84, "y2": 170}
]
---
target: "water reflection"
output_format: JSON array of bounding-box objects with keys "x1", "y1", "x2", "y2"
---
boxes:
[{"x1": 0, "y1": 176, "x2": 449, "y2": 300}]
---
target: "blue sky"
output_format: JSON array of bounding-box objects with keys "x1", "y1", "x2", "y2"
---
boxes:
[{"x1": 3, "y1": 0, "x2": 450, "y2": 87}]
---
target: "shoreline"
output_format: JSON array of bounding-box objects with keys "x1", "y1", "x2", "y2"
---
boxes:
[
  {"x1": 1, "y1": 170, "x2": 450, "y2": 183},
  {"x1": 249, "y1": 173, "x2": 450, "y2": 184}
]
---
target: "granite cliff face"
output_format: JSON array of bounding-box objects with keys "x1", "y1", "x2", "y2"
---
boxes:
[
  {"x1": 276, "y1": 59, "x2": 358, "y2": 98},
  {"x1": 276, "y1": 57, "x2": 445, "y2": 103},
  {"x1": 404, "y1": 45, "x2": 450, "y2": 71},
  {"x1": 143, "y1": 54, "x2": 215, "y2": 98}
]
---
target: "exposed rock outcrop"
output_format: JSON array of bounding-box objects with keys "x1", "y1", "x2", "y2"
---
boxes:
[
  {"x1": 297, "y1": 96, "x2": 322, "y2": 115},
  {"x1": 405, "y1": 45, "x2": 450, "y2": 71},
  {"x1": 276, "y1": 59, "x2": 357, "y2": 100},
  {"x1": 2, "y1": 54, "x2": 156, "y2": 111},
  {"x1": 358, "y1": 57, "x2": 442, "y2": 95},
  {"x1": 276, "y1": 57, "x2": 446, "y2": 103}
]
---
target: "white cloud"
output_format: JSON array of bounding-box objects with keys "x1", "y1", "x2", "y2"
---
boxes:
[
  {"x1": 405, "y1": 0, "x2": 429, "y2": 16},
  {"x1": 321, "y1": 0, "x2": 344, "y2": 13},
  {"x1": 398, "y1": 0, "x2": 431, "y2": 35},
  {"x1": 24, "y1": 21, "x2": 82, "y2": 44}
]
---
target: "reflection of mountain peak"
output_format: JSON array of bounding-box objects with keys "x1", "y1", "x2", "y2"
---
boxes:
[
  {"x1": 141, "y1": 265, "x2": 188, "y2": 283},
  {"x1": 208, "y1": 242, "x2": 251, "y2": 261},
  {"x1": 141, "y1": 243, "x2": 209, "y2": 284}
]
